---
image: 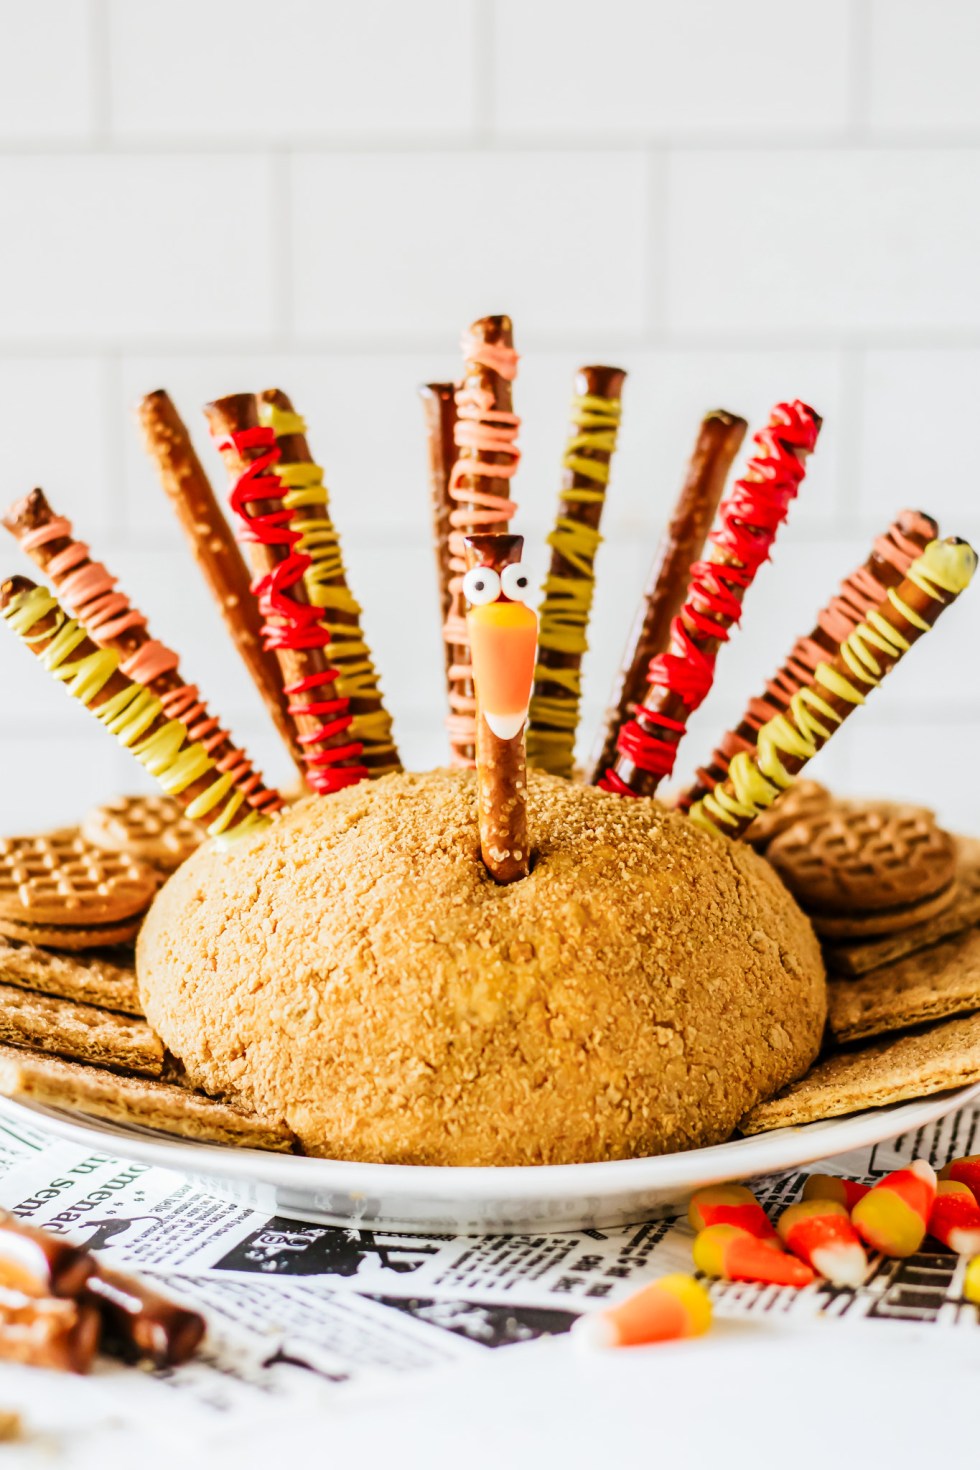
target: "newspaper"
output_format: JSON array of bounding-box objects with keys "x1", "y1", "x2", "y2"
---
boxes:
[{"x1": 1, "y1": 1102, "x2": 979, "y2": 1423}]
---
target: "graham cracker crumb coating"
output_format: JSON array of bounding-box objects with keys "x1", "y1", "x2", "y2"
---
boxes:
[{"x1": 137, "y1": 769, "x2": 826, "y2": 1166}]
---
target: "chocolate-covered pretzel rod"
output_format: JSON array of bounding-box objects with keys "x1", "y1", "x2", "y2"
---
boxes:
[
  {"x1": 678, "y1": 509, "x2": 940, "y2": 809},
  {"x1": 0, "y1": 1289, "x2": 99, "y2": 1374},
  {"x1": 598, "y1": 402, "x2": 822, "y2": 798},
  {"x1": 0, "y1": 577, "x2": 272, "y2": 840},
  {"x1": 85, "y1": 1266, "x2": 205, "y2": 1367},
  {"x1": 136, "y1": 390, "x2": 300, "y2": 767},
  {"x1": 588, "y1": 410, "x2": 747, "y2": 784},
  {"x1": 2, "y1": 489, "x2": 281, "y2": 821},
  {"x1": 419, "y1": 382, "x2": 459, "y2": 679},
  {"x1": 463, "y1": 534, "x2": 537, "y2": 885},
  {"x1": 0, "y1": 1212, "x2": 93, "y2": 1298},
  {"x1": 527, "y1": 366, "x2": 626, "y2": 779},
  {"x1": 257, "y1": 389, "x2": 400, "y2": 779},
  {"x1": 688, "y1": 537, "x2": 977, "y2": 841},
  {"x1": 444, "y1": 317, "x2": 522, "y2": 767},
  {"x1": 204, "y1": 394, "x2": 367, "y2": 796}
]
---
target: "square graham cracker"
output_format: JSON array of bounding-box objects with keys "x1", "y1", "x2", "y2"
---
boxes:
[
  {"x1": 0, "y1": 982, "x2": 163, "y2": 1077},
  {"x1": 0, "y1": 1045, "x2": 296, "y2": 1153},
  {"x1": 828, "y1": 927, "x2": 980, "y2": 1043},
  {"x1": 0, "y1": 936, "x2": 141, "y2": 1016},
  {"x1": 739, "y1": 1012, "x2": 980, "y2": 1135}
]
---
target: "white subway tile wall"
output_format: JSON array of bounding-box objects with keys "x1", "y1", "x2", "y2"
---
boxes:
[{"x1": 0, "y1": 0, "x2": 977, "y2": 833}]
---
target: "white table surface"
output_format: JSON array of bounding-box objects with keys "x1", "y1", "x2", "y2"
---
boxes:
[{"x1": 0, "y1": 1303, "x2": 970, "y2": 1469}]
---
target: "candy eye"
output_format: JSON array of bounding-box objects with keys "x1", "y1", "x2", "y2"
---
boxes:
[
  {"x1": 462, "y1": 566, "x2": 501, "y2": 606},
  {"x1": 501, "y1": 562, "x2": 534, "y2": 605}
]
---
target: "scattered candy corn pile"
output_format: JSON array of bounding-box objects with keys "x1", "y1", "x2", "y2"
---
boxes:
[{"x1": 573, "y1": 1154, "x2": 980, "y2": 1350}]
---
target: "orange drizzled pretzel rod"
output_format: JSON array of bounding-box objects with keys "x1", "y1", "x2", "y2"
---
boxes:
[
  {"x1": 256, "y1": 388, "x2": 400, "y2": 778},
  {"x1": 204, "y1": 394, "x2": 367, "y2": 796},
  {"x1": 463, "y1": 534, "x2": 538, "y2": 885},
  {"x1": 678, "y1": 509, "x2": 940, "y2": 811},
  {"x1": 1, "y1": 489, "x2": 282, "y2": 820},
  {"x1": 135, "y1": 390, "x2": 300, "y2": 769},
  {"x1": 687, "y1": 537, "x2": 977, "y2": 842},
  {"x1": 597, "y1": 402, "x2": 822, "y2": 799},
  {"x1": 444, "y1": 316, "x2": 522, "y2": 767},
  {"x1": 526, "y1": 365, "x2": 626, "y2": 780},
  {"x1": 588, "y1": 410, "x2": 747, "y2": 784},
  {"x1": 419, "y1": 381, "x2": 459, "y2": 680},
  {"x1": 0, "y1": 576, "x2": 274, "y2": 840}
]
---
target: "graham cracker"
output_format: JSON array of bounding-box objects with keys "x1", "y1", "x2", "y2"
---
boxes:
[
  {"x1": 0, "y1": 937, "x2": 141, "y2": 1016},
  {"x1": 739, "y1": 1012, "x2": 980, "y2": 1135},
  {"x1": 825, "y1": 836, "x2": 980, "y2": 975},
  {"x1": 0, "y1": 983, "x2": 163, "y2": 1077},
  {"x1": 828, "y1": 927, "x2": 980, "y2": 1043},
  {"x1": 0, "y1": 1046, "x2": 296, "y2": 1153}
]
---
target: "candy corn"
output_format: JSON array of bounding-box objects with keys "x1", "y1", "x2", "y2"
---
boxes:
[
  {"x1": 688, "y1": 1184, "x2": 780, "y2": 1246},
  {"x1": 852, "y1": 1160, "x2": 937, "y2": 1258},
  {"x1": 801, "y1": 1175, "x2": 870, "y2": 1212},
  {"x1": 777, "y1": 1200, "x2": 868, "y2": 1287},
  {"x1": 572, "y1": 1274, "x2": 712, "y2": 1350},
  {"x1": 927, "y1": 1180, "x2": 980, "y2": 1255},
  {"x1": 940, "y1": 1155, "x2": 980, "y2": 1201},
  {"x1": 693, "y1": 1224, "x2": 815, "y2": 1288},
  {"x1": 964, "y1": 1256, "x2": 980, "y2": 1306}
]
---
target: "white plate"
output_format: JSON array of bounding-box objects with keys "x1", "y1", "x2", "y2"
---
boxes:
[{"x1": 1, "y1": 1084, "x2": 976, "y2": 1235}]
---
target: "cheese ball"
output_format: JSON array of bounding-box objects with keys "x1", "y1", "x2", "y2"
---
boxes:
[{"x1": 137, "y1": 769, "x2": 826, "y2": 1165}]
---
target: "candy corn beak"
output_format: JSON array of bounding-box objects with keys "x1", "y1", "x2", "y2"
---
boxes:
[{"x1": 467, "y1": 599, "x2": 538, "y2": 740}]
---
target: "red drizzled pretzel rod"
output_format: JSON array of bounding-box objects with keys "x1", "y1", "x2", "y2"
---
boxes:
[
  {"x1": 135, "y1": 390, "x2": 301, "y2": 770},
  {"x1": 257, "y1": 388, "x2": 400, "y2": 778},
  {"x1": 463, "y1": 533, "x2": 538, "y2": 885},
  {"x1": 419, "y1": 381, "x2": 459, "y2": 681},
  {"x1": 588, "y1": 411, "x2": 747, "y2": 784},
  {"x1": 1, "y1": 489, "x2": 282, "y2": 819},
  {"x1": 598, "y1": 401, "x2": 822, "y2": 799},
  {"x1": 444, "y1": 316, "x2": 521, "y2": 767},
  {"x1": 204, "y1": 394, "x2": 367, "y2": 795},
  {"x1": 677, "y1": 509, "x2": 940, "y2": 810}
]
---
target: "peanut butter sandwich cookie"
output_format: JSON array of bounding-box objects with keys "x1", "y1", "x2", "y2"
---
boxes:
[
  {"x1": 0, "y1": 833, "x2": 158, "y2": 947},
  {"x1": 82, "y1": 795, "x2": 202, "y2": 874},
  {"x1": 765, "y1": 803, "x2": 957, "y2": 938}
]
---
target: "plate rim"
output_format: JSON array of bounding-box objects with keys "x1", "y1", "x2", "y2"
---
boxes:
[{"x1": 1, "y1": 1082, "x2": 976, "y2": 1204}]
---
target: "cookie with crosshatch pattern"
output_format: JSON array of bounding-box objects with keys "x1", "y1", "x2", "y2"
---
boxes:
[
  {"x1": 82, "y1": 794, "x2": 202, "y2": 873},
  {"x1": 0, "y1": 831, "x2": 159, "y2": 931},
  {"x1": 765, "y1": 802, "x2": 956, "y2": 916}
]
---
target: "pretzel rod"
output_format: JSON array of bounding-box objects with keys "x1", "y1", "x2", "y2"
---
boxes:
[
  {"x1": 588, "y1": 410, "x2": 747, "y2": 784},
  {"x1": 526, "y1": 365, "x2": 626, "y2": 779},
  {"x1": 688, "y1": 537, "x2": 977, "y2": 841},
  {"x1": 463, "y1": 534, "x2": 537, "y2": 885},
  {"x1": 0, "y1": 577, "x2": 272, "y2": 841},
  {"x1": 678, "y1": 509, "x2": 940, "y2": 810},
  {"x1": 419, "y1": 381, "x2": 459, "y2": 680},
  {"x1": 0, "y1": 1211, "x2": 93, "y2": 1298},
  {"x1": 85, "y1": 1266, "x2": 205, "y2": 1367},
  {"x1": 257, "y1": 388, "x2": 400, "y2": 778},
  {"x1": 135, "y1": 390, "x2": 300, "y2": 767},
  {"x1": 444, "y1": 316, "x2": 521, "y2": 767},
  {"x1": 598, "y1": 401, "x2": 822, "y2": 799},
  {"x1": 0, "y1": 1289, "x2": 99, "y2": 1374},
  {"x1": 204, "y1": 394, "x2": 367, "y2": 796},
  {"x1": 1, "y1": 490, "x2": 282, "y2": 820}
]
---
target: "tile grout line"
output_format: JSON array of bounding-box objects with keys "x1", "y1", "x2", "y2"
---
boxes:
[
  {"x1": 87, "y1": 0, "x2": 112, "y2": 144},
  {"x1": 846, "y1": 0, "x2": 874, "y2": 143}
]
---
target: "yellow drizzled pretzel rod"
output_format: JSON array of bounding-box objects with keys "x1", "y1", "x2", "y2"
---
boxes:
[
  {"x1": 257, "y1": 389, "x2": 400, "y2": 778},
  {"x1": 0, "y1": 576, "x2": 273, "y2": 842},
  {"x1": 688, "y1": 538, "x2": 977, "y2": 842},
  {"x1": 526, "y1": 365, "x2": 625, "y2": 779}
]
